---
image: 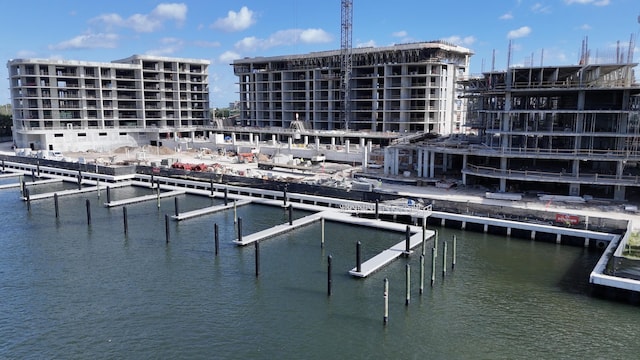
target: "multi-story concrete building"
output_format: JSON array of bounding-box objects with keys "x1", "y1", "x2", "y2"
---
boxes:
[
  {"x1": 384, "y1": 62, "x2": 640, "y2": 201},
  {"x1": 7, "y1": 55, "x2": 209, "y2": 152},
  {"x1": 233, "y1": 41, "x2": 472, "y2": 134}
]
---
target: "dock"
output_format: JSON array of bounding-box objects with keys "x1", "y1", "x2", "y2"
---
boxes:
[
  {"x1": 348, "y1": 231, "x2": 427, "y2": 278},
  {"x1": 172, "y1": 199, "x2": 252, "y2": 221},
  {"x1": 233, "y1": 212, "x2": 323, "y2": 246},
  {"x1": 105, "y1": 189, "x2": 185, "y2": 207},
  {"x1": 24, "y1": 181, "x2": 131, "y2": 200}
]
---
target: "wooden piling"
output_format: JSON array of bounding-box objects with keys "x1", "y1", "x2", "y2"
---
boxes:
[
  {"x1": 405, "y1": 264, "x2": 411, "y2": 306},
  {"x1": 327, "y1": 255, "x2": 333, "y2": 296},
  {"x1": 164, "y1": 214, "x2": 170, "y2": 243},
  {"x1": 123, "y1": 206, "x2": 128, "y2": 235},
  {"x1": 214, "y1": 223, "x2": 219, "y2": 256},
  {"x1": 85, "y1": 199, "x2": 91, "y2": 226},
  {"x1": 54, "y1": 193, "x2": 59, "y2": 218},
  {"x1": 356, "y1": 241, "x2": 362, "y2": 273},
  {"x1": 383, "y1": 278, "x2": 389, "y2": 325}
]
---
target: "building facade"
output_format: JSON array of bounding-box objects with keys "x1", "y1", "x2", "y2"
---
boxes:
[
  {"x1": 7, "y1": 55, "x2": 210, "y2": 152},
  {"x1": 384, "y1": 63, "x2": 640, "y2": 201},
  {"x1": 233, "y1": 41, "x2": 472, "y2": 134}
]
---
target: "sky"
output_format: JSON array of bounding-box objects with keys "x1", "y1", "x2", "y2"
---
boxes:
[{"x1": 1, "y1": 0, "x2": 639, "y2": 108}]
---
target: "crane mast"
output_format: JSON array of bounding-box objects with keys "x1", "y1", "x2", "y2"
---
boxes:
[{"x1": 340, "y1": 0, "x2": 353, "y2": 130}]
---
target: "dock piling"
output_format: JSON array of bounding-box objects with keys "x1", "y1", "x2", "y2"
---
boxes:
[
  {"x1": 452, "y1": 235, "x2": 457, "y2": 269},
  {"x1": 106, "y1": 186, "x2": 111, "y2": 204},
  {"x1": 25, "y1": 187, "x2": 31, "y2": 212},
  {"x1": 283, "y1": 186, "x2": 287, "y2": 207},
  {"x1": 31, "y1": 169, "x2": 35, "y2": 182},
  {"x1": 85, "y1": 199, "x2": 91, "y2": 226},
  {"x1": 254, "y1": 240, "x2": 260, "y2": 277},
  {"x1": 356, "y1": 241, "x2": 362, "y2": 273},
  {"x1": 421, "y1": 222, "x2": 427, "y2": 256},
  {"x1": 19, "y1": 175, "x2": 24, "y2": 196},
  {"x1": 383, "y1": 278, "x2": 389, "y2": 325},
  {"x1": 1, "y1": 159, "x2": 4, "y2": 172},
  {"x1": 442, "y1": 241, "x2": 447, "y2": 276},
  {"x1": 431, "y1": 247, "x2": 436, "y2": 286},
  {"x1": 420, "y1": 254, "x2": 425, "y2": 295},
  {"x1": 406, "y1": 264, "x2": 411, "y2": 306},
  {"x1": 321, "y1": 218, "x2": 325, "y2": 248},
  {"x1": 288, "y1": 204, "x2": 293, "y2": 225},
  {"x1": 234, "y1": 200, "x2": 237, "y2": 224},
  {"x1": 237, "y1": 217, "x2": 243, "y2": 243},
  {"x1": 214, "y1": 223, "x2": 219, "y2": 256},
  {"x1": 210, "y1": 177, "x2": 214, "y2": 196},
  {"x1": 36, "y1": 162, "x2": 40, "y2": 178},
  {"x1": 156, "y1": 184, "x2": 160, "y2": 208},
  {"x1": 327, "y1": 255, "x2": 333, "y2": 296},
  {"x1": 224, "y1": 187, "x2": 228, "y2": 206},
  {"x1": 54, "y1": 193, "x2": 59, "y2": 218},
  {"x1": 375, "y1": 199, "x2": 379, "y2": 220},
  {"x1": 77, "y1": 171, "x2": 82, "y2": 190},
  {"x1": 123, "y1": 206, "x2": 128, "y2": 235},
  {"x1": 164, "y1": 214, "x2": 170, "y2": 243},
  {"x1": 405, "y1": 225, "x2": 411, "y2": 254},
  {"x1": 174, "y1": 197, "x2": 179, "y2": 217}
]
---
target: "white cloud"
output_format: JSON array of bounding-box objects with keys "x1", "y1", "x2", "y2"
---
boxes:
[
  {"x1": 356, "y1": 40, "x2": 377, "y2": 48},
  {"x1": 565, "y1": 0, "x2": 610, "y2": 5},
  {"x1": 234, "y1": 28, "x2": 332, "y2": 52},
  {"x1": 193, "y1": 40, "x2": 221, "y2": 48},
  {"x1": 219, "y1": 51, "x2": 241, "y2": 63},
  {"x1": 441, "y1": 35, "x2": 477, "y2": 46},
  {"x1": 211, "y1": 6, "x2": 256, "y2": 32},
  {"x1": 579, "y1": 23, "x2": 592, "y2": 31},
  {"x1": 507, "y1": 26, "x2": 532, "y2": 39},
  {"x1": 91, "y1": 3, "x2": 187, "y2": 33},
  {"x1": 531, "y1": 3, "x2": 551, "y2": 13},
  {"x1": 49, "y1": 33, "x2": 119, "y2": 50},
  {"x1": 392, "y1": 31, "x2": 407, "y2": 38},
  {"x1": 499, "y1": 12, "x2": 513, "y2": 20},
  {"x1": 145, "y1": 37, "x2": 185, "y2": 56}
]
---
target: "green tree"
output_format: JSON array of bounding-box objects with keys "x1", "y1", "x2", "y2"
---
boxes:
[{"x1": 0, "y1": 114, "x2": 11, "y2": 137}]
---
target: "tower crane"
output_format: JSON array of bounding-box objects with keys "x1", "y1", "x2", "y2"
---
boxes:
[{"x1": 340, "y1": 0, "x2": 353, "y2": 131}]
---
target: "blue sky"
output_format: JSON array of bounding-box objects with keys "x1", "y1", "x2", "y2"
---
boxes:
[{"x1": 2, "y1": 0, "x2": 639, "y2": 108}]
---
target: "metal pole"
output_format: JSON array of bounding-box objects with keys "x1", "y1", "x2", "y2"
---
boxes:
[
  {"x1": 405, "y1": 264, "x2": 411, "y2": 306},
  {"x1": 420, "y1": 254, "x2": 425, "y2": 295},
  {"x1": 174, "y1": 197, "x2": 179, "y2": 217},
  {"x1": 25, "y1": 187, "x2": 31, "y2": 212},
  {"x1": 224, "y1": 187, "x2": 228, "y2": 206},
  {"x1": 85, "y1": 199, "x2": 91, "y2": 226},
  {"x1": 255, "y1": 240, "x2": 260, "y2": 277},
  {"x1": 165, "y1": 214, "x2": 170, "y2": 243},
  {"x1": 375, "y1": 199, "x2": 379, "y2": 220},
  {"x1": 327, "y1": 255, "x2": 333, "y2": 296},
  {"x1": 442, "y1": 241, "x2": 447, "y2": 276},
  {"x1": 54, "y1": 193, "x2": 59, "y2": 218},
  {"x1": 452, "y1": 235, "x2": 457, "y2": 269},
  {"x1": 431, "y1": 247, "x2": 436, "y2": 286},
  {"x1": 237, "y1": 217, "x2": 243, "y2": 243},
  {"x1": 383, "y1": 278, "x2": 389, "y2": 325},
  {"x1": 106, "y1": 186, "x2": 111, "y2": 204},
  {"x1": 405, "y1": 225, "x2": 411, "y2": 254},
  {"x1": 288, "y1": 204, "x2": 293, "y2": 225},
  {"x1": 123, "y1": 206, "x2": 128, "y2": 235},
  {"x1": 356, "y1": 241, "x2": 362, "y2": 273},
  {"x1": 214, "y1": 223, "x2": 219, "y2": 256},
  {"x1": 321, "y1": 218, "x2": 325, "y2": 248}
]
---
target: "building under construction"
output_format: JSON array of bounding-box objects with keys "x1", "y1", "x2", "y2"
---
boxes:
[
  {"x1": 384, "y1": 61, "x2": 640, "y2": 201},
  {"x1": 233, "y1": 41, "x2": 472, "y2": 134}
]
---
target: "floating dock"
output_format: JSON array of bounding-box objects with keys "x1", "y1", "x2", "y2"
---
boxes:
[
  {"x1": 173, "y1": 199, "x2": 252, "y2": 221},
  {"x1": 105, "y1": 189, "x2": 185, "y2": 207}
]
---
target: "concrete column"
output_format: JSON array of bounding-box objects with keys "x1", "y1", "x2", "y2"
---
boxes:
[
  {"x1": 462, "y1": 154, "x2": 468, "y2": 185},
  {"x1": 384, "y1": 147, "x2": 392, "y2": 175},
  {"x1": 271, "y1": 134, "x2": 277, "y2": 145},
  {"x1": 304, "y1": 135, "x2": 309, "y2": 146},
  {"x1": 249, "y1": 133, "x2": 254, "y2": 145},
  {"x1": 231, "y1": 132, "x2": 236, "y2": 145},
  {"x1": 359, "y1": 137, "x2": 365, "y2": 148},
  {"x1": 345, "y1": 140, "x2": 350, "y2": 154},
  {"x1": 499, "y1": 157, "x2": 507, "y2": 192},
  {"x1": 614, "y1": 185, "x2": 626, "y2": 201},
  {"x1": 442, "y1": 153, "x2": 448, "y2": 173},
  {"x1": 367, "y1": 140, "x2": 372, "y2": 152},
  {"x1": 556, "y1": 234, "x2": 561, "y2": 244},
  {"x1": 569, "y1": 183, "x2": 580, "y2": 196},
  {"x1": 393, "y1": 148, "x2": 400, "y2": 175},
  {"x1": 315, "y1": 137, "x2": 320, "y2": 150},
  {"x1": 288, "y1": 137, "x2": 292, "y2": 150},
  {"x1": 330, "y1": 137, "x2": 335, "y2": 149},
  {"x1": 417, "y1": 149, "x2": 424, "y2": 177},
  {"x1": 429, "y1": 151, "x2": 435, "y2": 178},
  {"x1": 363, "y1": 146, "x2": 368, "y2": 169}
]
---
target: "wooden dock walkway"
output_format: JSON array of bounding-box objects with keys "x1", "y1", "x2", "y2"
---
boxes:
[
  {"x1": 104, "y1": 189, "x2": 185, "y2": 207},
  {"x1": 172, "y1": 199, "x2": 252, "y2": 221}
]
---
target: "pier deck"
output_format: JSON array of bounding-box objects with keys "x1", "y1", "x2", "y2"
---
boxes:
[
  {"x1": 173, "y1": 199, "x2": 252, "y2": 221},
  {"x1": 233, "y1": 212, "x2": 323, "y2": 246},
  {"x1": 2, "y1": 178, "x2": 63, "y2": 190}
]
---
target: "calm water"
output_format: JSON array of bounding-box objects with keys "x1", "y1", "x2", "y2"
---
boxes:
[{"x1": 1, "y1": 182, "x2": 640, "y2": 359}]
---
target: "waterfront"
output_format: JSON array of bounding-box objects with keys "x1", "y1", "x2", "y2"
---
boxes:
[{"x1": 1, "y1": 184, "x2": 640, "y2": 359}]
